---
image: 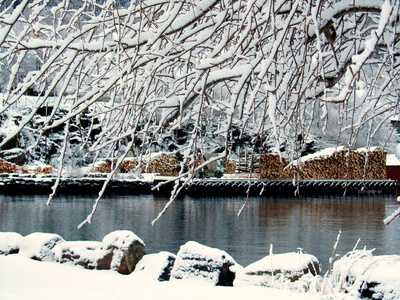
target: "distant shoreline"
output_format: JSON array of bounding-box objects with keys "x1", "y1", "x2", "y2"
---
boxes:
[{"x1": 0, "y1": 174, "x2": 398, "y2": 196}]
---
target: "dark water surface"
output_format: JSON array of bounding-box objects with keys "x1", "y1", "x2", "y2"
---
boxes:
[{"x1": 0, "y1": 193, "x2": 399, "y2": 269}]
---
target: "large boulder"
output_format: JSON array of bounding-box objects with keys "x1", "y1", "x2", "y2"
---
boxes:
[
  {"x1": 0, "y1": 232, "x2": 23, "y2": 255},
  {"x1": 234, "y1": 252, "x2": 320, "y2": 287},
  {"x1": 132, "y1": 251, "x2": 176, "y2": 281},
  {"x1": 19, "y1": 232, "x2": 64, "y2": 261},
  {"x1": 332, "y1": 250, "x2": 400, "y2": 299},
  {"x1": 52, "y1": 241, "x2": 102, "y2": 266},
  {"x1": 95, "y1": 230, "x2": 146, "y2": 274},
  {"x1": 0, "y1": 148, "x2": 25, "y2": 165},
  {"x1": 170, "y1": 241, "x2": 241, "y2": 286}
]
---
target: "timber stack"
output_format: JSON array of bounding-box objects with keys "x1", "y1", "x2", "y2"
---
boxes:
[
  {"x1": 0, "y1": 159, "x2": 53, "y2": 175},
  {"x1": 236, "y1": 154, "x2": 261, "y2": 173},
  {"x1": 146, "y1": 153, "x2": 180, "y2": 175},
  {"x1": 0, "y1": 158, "x2": 19, "y2": 174},
  {"x1": 32, "y1": 166, "x2": 53, "y2": 175},
  {"x1": 224, "y1": 159, "x2": 236, "y2": 174},
  {"x1": 260, "y1": 148, "x2": 386, "y2": 180},
  {"x1": 299, "y1": 149, "x2": 386, "y2": 180},
  {"x1": 93, "y1": 158, "x2": 141, "y2": 173},
  {"x1": 93, "y1": 153, "x2": 180, "y2": 175},
  {"x1": 120, "y1": 159, "x2": 140, "y2": 173},
  {"x1": 260, "y1": 154, "x2": 293, "y2": 179}
]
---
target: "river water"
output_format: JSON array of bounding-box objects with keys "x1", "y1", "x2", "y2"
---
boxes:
[{"x1": 0, "y1": 193, "x2": 399, "y2": 269}]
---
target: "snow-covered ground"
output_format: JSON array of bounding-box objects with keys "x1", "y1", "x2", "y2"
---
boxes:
[
  {"x1": 1, "y1": 230, "x2": 399, "y2": 299},
  {"x1": 0, "y1": 255, "x2": 327, "y2": 300}
]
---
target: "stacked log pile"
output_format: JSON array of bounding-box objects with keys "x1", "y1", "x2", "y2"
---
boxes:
[
  {"x1": 0, "y1": 148, "x2": 382, "y2": 179},
  {"x1": 147, "y1": 154, "x2": 180, "y2": 175},
  {"x1": 0, "y1": 159, "x2": 53, "y2": 175},
  {"x1": 260, "y1": 148, "x2": 386, "y2": 180},
  {"x1": 92, "y1": 154, "x2": 180, "y2": 175},
  {"x1": 120, "y1": 159, "x2": 140, "y2": 173},
  {"x1": 260, "y1": 154, "x2": 293, "y2": 179},
  {"x1": 224, "y1": 159, "x2": 236, "y2": 174},
  {"x1": 33, "y1": 166, "x2": 53, "y2": 175},
  {"x1": 236, "y1": 154, "x2": 261, "y2": 173},
  {"x1": 93, "y1": 158, "x2": 141, "y2": 173},
  {"x1": 0, "y1": 158, "x2": 19, "y2": 173},
  {"x1": 299, "y1": 148, "x2": 386, "y2": 180},
  {"x1": 92, "y1": 159, "x2": 117, "y2": 173}
]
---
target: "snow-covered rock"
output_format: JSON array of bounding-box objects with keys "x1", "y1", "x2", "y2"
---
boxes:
[
  {"x1": 19, "y1": 232, "x2": 64, "y2": 261},
  {"x1": 170, "y1": 241, "x2": 242, "y2": 286},
  {"x1": 0, "y1": 148, "x2": 25, "y2": 165},
  {"x1": 96, "y1": 230, "x2": 146, "y2": 274},
  {"x1": 0, "y1": 232, "x2": 23, "y2": 255},
  {"x1": 132, "y1": 251, "x2": 176, "y2": 281},
  {"x1": 52, "y1": 241, "x2": 102, "y2": 265},
  {"x1": 234, "y1": 252, "x2": 320, "y2": 287},
  {"x1": 332, "y1": 250, "x2": 400, "y2": 299}
]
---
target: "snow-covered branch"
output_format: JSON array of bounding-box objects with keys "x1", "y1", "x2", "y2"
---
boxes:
[{"x1": 1, "y1": 0, "x2": 400, "y2": 223}]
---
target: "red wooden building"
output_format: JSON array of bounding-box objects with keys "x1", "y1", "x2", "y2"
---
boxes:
[{"x1": 386, "y1": 154, "x2": 400, "y2": 181}]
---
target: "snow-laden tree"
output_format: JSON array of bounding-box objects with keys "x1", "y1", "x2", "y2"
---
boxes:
[{"x1": 1, "y1": 0, "x2": 400, "y2": 224}]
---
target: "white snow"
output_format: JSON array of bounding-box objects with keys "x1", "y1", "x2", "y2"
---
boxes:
[
  {"x1": 331, "y1": 250, "x2": 400, "y2": 299},
  {"x1": 297, "y1": 146, "x2": 383, "y2": 163},
  {"x1": 0, "y1": 232, "x2": 22, "y2": 254},
  {"x1": 297, "y1": 146, "x2": 346, "y2": 162},
  {"x1": 18, "y1": 232, "x2": 64, "y2": 261},
  {"x1": 174, "y1": 241, "x2": 235, "y2": 264},
  {"x1": 239, "y1": 252, "x2": 318, "y2": 274},
  {"x1": 101, "y1": 230, "x2": 145, "y2": 249},
  {"x1": 0, "y1": 255, "x2": 325, "y2": 300},
  {"x1": 234, "y1": 252, "x2": 320, "y2": 288},
  {"x1": 78, "y1": 248, "x2": 109, "y2": 269},
  {"x1": 52, "y1": 241, "x2": 102, "y2": 264},
  {"x1": 1, "y1": 235, "x2": 399, "y2": 299},
  {"x1": 170, "y1": 241, "x2": 241, "y2": 285},
  {"x1": 132, "y1": 252, "x2": 175, "y2": 281},
  {"x1": 386, "y1": 154, "x2": 400, "y2": 166}
]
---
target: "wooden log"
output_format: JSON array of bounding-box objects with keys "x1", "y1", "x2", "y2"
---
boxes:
[
  {"x1": 259, "y1": 148, "x2": 386, "y2": 180},
  {"x1": 0, "y1": 158, "x2": 19, "y2": 173}
]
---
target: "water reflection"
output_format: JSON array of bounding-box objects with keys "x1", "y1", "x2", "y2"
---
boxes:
[{"x1": 0, "y1": 194, "x2": 399, "y2": 268}]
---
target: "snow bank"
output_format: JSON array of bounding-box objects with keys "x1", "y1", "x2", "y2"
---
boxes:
[
  {"x1": 234, "y1": 252, "x2": 320, "y2": 288},
  {"x1": 332, "y1": 250, "x2": 400, "y2": 299},
  {"x1": 102, "y1": 230, "x2": 145, "y2": 249},
  {"x1": 131, "y1": 251, "x2": 176, "y2": 281},
  {"x1": 52, "y1": 241, "x2": 102, "y2": 265},
  {"x1": 18, "y1": 232, "x2": 64, "y2": 261},
  {"x1": 0, "y1": 232, "x2": 23, "y2": 255},
  {"x1": 1, "y1": 233, "x2": 400, "y2": 299},
  {"x1": 100, "y1": 230, "x2": 146, "y2": 274},
  {"x1": 0, "y1": 254, "x2": 323, "y2": 300},
  {"x1": 170, "y1": 241, "x2": 241, "y2": 286}
]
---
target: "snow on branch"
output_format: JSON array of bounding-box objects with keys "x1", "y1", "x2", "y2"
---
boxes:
[{"x1": 1, "y1": 0, "x2": 400, "y2": 224}]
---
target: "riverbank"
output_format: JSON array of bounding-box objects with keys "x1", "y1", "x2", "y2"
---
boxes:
[
  {"x1": 0, "y1": 173, "x2": 398, "y2": 196},
  {"x1": 1, "y1": 230, "x2": 399, "y2": 300}
]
